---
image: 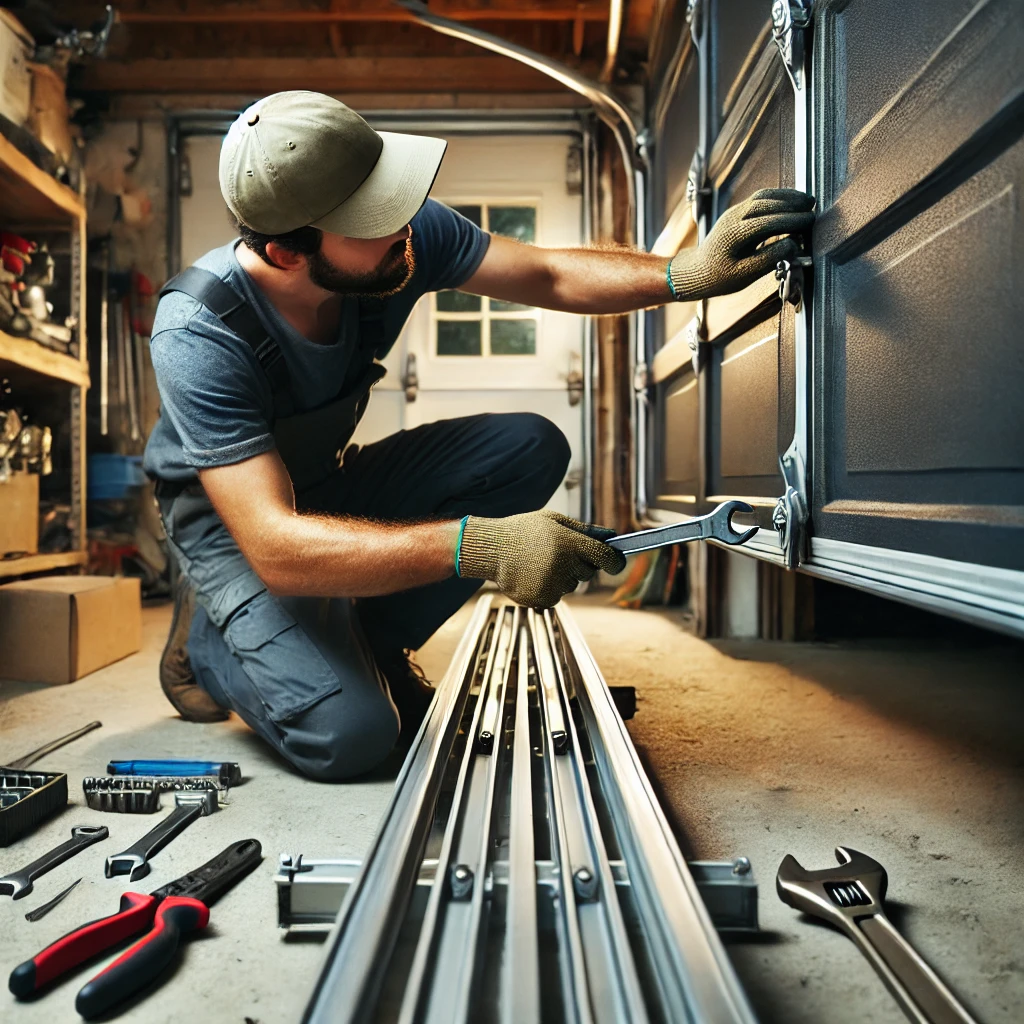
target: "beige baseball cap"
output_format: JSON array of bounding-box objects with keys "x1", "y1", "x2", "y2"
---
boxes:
[{"x1": 220, "y1": 91, "x2": 447, "y2": 239}]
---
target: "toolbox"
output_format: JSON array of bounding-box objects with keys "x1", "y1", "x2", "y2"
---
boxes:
[{"x1": 0, "y1": 768, "x2": 67, "y2": 846}]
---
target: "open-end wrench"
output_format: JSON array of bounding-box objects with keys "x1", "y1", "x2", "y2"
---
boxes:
[
  {"x1": 607, "y1": 500, "x2": 758, "y2": 554},
  {"x1": 777, "y1": 847, "x2": 977, "y2": 1024},
  {"x1": 0, "y1": 825, "x2": 109, "y2": 900},
  {"x1": 105, "y1": 789, "x2": 217, "y2": 883}
]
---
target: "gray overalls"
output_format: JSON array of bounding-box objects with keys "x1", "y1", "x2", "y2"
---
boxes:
[{"x1": 155, "y1": 266, "x2": 571, "y2": 780}]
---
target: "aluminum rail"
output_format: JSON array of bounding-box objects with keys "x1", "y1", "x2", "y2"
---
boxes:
[
  {"x1": 303, "y1": 595, "x2": 493, "y2": 1024},
  {"x1": 302, "y1": 598, "x2": 758, "y2": 1023},
  {"x1": 556, "y1": 603, "x2": 758, "y2": 1023}
]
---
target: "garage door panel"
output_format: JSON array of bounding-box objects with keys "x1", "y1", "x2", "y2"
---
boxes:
[
  {"x1": 816, "y1": 0, "x2": 1024, "y2": 253},
  {"x1": 841, "y1": 179, "x2": 1022, "y2": 479},
  {"x1": 657, "y1": 367, "x2": 700, "y2": 504},
  {"x1": 813, "y1": 0, "x2": 1024, "y2": 574}
]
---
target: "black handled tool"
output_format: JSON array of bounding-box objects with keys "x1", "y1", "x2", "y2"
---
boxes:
[
  {"x1": 5, "y1": 721, "x2": 102, "y2": 771},
  {"x1": 9, "y1": 838, "x2": 262, "y2": 1018}
]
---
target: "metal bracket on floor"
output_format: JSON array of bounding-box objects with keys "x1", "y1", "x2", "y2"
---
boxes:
[
  {"x1": 298, "y1": 597, "x2": 759, "y2": 1024},
  {"x1": 277, "y1": 853, "x2": 758, "y2": 936}
]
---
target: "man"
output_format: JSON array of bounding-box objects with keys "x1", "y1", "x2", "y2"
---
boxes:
[{"x1": 144, "y1": 91, "x2": 813, "y2": 781}]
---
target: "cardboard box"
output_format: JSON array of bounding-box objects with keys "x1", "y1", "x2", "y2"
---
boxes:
[
  {"x1": 0, "y1": 10, "x2": 33, "y2": 128},
  {"x1": 0, "y1": 576, "x2": 142, "y2": 684},
  {"x1": 0, "y1": 470, "x2": 39, "y2": 557},
  {"x1": 27, "y1": 62, "x2": 73, "y2": 164}
]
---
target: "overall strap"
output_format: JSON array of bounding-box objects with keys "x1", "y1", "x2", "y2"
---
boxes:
[{"x1": 160, "y1": 266, "x2": 296, "y2": 417}]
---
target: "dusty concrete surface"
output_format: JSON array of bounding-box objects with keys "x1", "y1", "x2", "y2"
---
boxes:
[
  {"x1": 570, "y1": 593, "x2": 1024, "y2": 1024},
  {"x1": 0, "y1": 603, "x2": 470, "y2": 1024},
  {"x1": 2, "y1": 595, "x2": 1021, "y2": 1023}
]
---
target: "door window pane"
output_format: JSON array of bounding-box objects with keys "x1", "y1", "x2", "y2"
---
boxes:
[
  {"x1": 489, "y1": 206, "x2": 536, "y2": 243},
  {"x1": 490, "y1": 298, "x2": 532, "y2": 312},
  {"x1": 491, "y1": 319, "x2": 536, "y2": 355},
  {"x1": 437, "y1": 320, "x2": 482, "y2": 355},
  {"x1": 453, "y1": 205, "x2": 482, "y2": 227},
  {"x1": 437, "y1": 290, "x2": 481, "y2": 313}
]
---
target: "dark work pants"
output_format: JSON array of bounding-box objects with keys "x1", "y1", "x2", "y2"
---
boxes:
[{"x1": 187, "y1": 412, "x2": 570, "y2": 781}]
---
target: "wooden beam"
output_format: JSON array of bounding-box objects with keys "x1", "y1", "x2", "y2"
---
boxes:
[
  {"x1": 79, "y1": 56, "x2": 602, "y2": 94},
  {"x1": 117, "y1": 0, "x2": 611, "y2": 24}
]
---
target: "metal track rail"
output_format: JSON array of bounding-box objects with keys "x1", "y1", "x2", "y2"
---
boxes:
[{"x1": 302, "y1": 596, "x2": 757, "y2": 1024}]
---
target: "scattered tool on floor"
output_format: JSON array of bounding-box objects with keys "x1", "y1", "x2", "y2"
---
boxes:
[
  {"x1": 25, "y1": 878, "x2": 82, "y2": 922},
  {"x1": 107, "y1": 759, "x2": 242, "y2": 787},
  {"x1": 0, "y1": 825, "x2": 109, "y2": 900},
  {"x1": 4, "y1": 721, "x2": 102, "y2": 771},
  {"x1": 0, "y1": 768, "x2": 68, "y2": 846},
  {"x1": 777, "y1": 846, "x2": 978, "y2": 1024},
  {"x1": 83, "y1": 777, "x2": 160, "y2": 813},
  {"x1": 606, "y1": 500, "x2": 758, "y2": 554},
  {"x1": 105, "y1": 789, "x2": 218, "y2": 881},
  {"x1": 9, "y1": 837, "x2": 262, "y2": 1018}
]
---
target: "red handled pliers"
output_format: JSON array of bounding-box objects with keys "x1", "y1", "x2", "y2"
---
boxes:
[{"x1": 9, "y1": 838, "x2": 261, "y2": 1018}]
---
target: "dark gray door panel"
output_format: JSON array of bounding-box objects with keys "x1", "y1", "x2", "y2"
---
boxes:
[
  {"x1": 655, "y1": 366, "x2": 701, "y2": 509},
  {"x1": 812, "y1": 0, "x2": 1024, "y2": 572}
]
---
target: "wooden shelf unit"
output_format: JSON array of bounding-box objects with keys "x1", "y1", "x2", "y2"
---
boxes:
[
  {"x1": 0, "y1": 127, "x2": 88, "y2": 580},
  {"x1": 0, "y1": 550, "x2": 87, "y2": 580}
]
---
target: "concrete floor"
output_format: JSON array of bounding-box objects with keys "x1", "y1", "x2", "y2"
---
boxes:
[{"x1": 1, "y1": 595, "x2": 1022, "y2": 1023}]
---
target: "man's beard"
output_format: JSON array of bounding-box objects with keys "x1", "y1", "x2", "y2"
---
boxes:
[{"x1": 307, "y1": 234, "x2": 415, "y2": 299}]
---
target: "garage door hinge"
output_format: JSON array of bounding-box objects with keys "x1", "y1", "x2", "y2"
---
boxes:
[
  {"x1": 685, "y1": 310, "x2": 705, "y2": 375},
  {"x1": 773, "y1": 442, "x2": 807, "y2": 569},
  {"x1": 771, "y1": 0, "x2": 813, "y2": 91}
]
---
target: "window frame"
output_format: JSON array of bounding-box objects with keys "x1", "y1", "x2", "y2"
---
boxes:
[{"x1": 433, "y1": 200, "x2": 541, "y2": 358}]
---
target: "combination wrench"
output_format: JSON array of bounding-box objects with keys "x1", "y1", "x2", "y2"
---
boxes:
[
  {"x1": 607, "y1": 499, "x2": 758, "y2": 554},
  {"x1": 0, "y1": 825, "x2": 109, "y2": 900},
  {"x1": 777, "y1": 846, "x2": 977, "y2": 1024}
]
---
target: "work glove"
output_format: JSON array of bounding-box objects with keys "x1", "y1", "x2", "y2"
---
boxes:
[
  {"x1": 457, "y1": 510, "x2": 627, "y2": 609},
  {"x1": 667, "y1": 188, "x2": 815, "y2": 300}
]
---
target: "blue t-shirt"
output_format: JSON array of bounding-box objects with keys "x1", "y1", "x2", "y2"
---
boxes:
[{"x1": 143, "y1": 199, "x2": 490, "y2": 484}]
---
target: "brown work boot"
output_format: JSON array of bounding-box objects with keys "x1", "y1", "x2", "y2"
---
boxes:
[
  {"x1": 375, "y1": 647, "x2": 434, "y2": 743},
  {"x1": 159, "y1": 579, "x2": 229, "y2": 722}
]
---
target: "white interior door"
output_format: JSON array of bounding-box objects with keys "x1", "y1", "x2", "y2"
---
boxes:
[{"x1": 356, "y1": 134, "x2": 584, "y2": 517}]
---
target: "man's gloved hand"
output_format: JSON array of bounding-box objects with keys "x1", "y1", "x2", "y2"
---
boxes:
[
  {"x1": 457, "y1": 510, "x2": 627, "y2": 609},
  {"x1": 668, "y1": 188, "x2": 815, "y2": 301}
]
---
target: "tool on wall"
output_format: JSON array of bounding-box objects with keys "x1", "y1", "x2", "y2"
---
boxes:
[
  {"x1": 104, "y1": 789, "x2": 218, "y2": 882},
  {"x1": 777, "y1": 846, "x2": 978, "y2": 1024},
  {"x1": 0, "y1": 825, "x2": 109, "y2": 900},
  {"x1": 9, "y1": 837, "x2": 262, "y2": 1019},
  {"x1": 606, "y1": 499, "x2": 758, "y2": 554}
]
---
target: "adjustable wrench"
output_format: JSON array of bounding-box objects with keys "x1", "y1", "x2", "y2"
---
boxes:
[
  {"x1": 777, "y1": 846, "x2": 977, "y2": 1024},
  {"x1": 0, "y1": 825, "x2": 109, "y2": 900},
  {"x1": 607, "y1": 500, "x2": 758, "y2": 554}
]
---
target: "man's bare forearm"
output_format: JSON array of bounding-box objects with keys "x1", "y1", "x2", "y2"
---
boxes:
[
  {"x1": 480, "y1": 242, "x2": 673, "y2": 315},
  {"x1": 251, "y1": 512, "x2": 461, "y2": 598}
]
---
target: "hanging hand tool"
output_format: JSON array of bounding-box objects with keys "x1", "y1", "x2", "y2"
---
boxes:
[
  {"x1": 777, "y1": 846, "x2": 978, "y2": 1024},
  {"x1": 9, "y1": 838, "x2": 262, "y2": 1018},
  {"x1": 105, "y1": 789, "x2": 217, "y2": 882},
  {"x1": 107, "y1": 758, "x2": 242, "y2": 787},
  {"x1": 5, "y1": 721, "x2": 102, "y2": 770},
  {"x1": 606, "y1": 500, "x2": 758, "y2": 554},
  {"x1": 25, "y1": 878, "x2": 81, "y2": 922},
  {"x1": 0, "y1": 825, "x2": 108, "y2": 900}
]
